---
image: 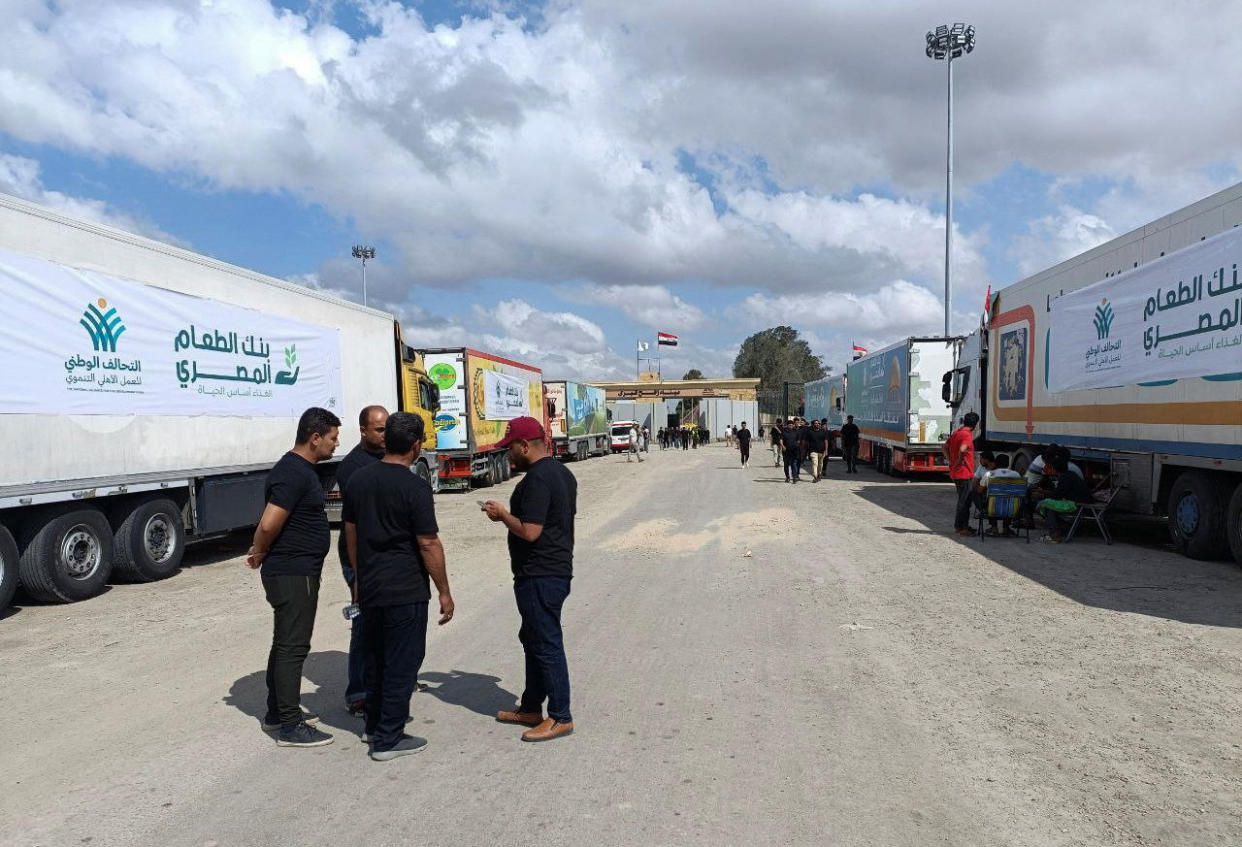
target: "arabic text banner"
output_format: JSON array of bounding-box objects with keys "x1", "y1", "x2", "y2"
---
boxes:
[
  {"x1": 482, "y1": 370, "x2": 531, "y2": 420},
  {"x1": 0, "y1": 249, "x2": 343, "y2": 417},
  {"x1": 1048, "y1": 226, "x2": 1242, "y2": 392}
]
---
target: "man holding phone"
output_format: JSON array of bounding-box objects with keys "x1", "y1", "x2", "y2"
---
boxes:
[
  {"x1": 343, "y1": 412, "x2": 455, "y2": 761},
  {"x1": 481, "y1": 416, "x2": 577, "y2": 742}
]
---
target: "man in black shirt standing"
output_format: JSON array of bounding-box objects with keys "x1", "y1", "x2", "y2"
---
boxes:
[
  {"x1": 781, "y1": 417, "x2": 805, "y2": 483},
  {"x1": 841, "y1": 415, "x2": 861, "y2": 474},
  {"x1": 808, "y1": 419, "x2": 828, "y2": 482},
  {"x1": 344, "y1": 412, "x2": 454, "y2": 761},
  {"x1": 335, "y1": 405, "x2": 388, "y2": 717},
  {"x1": 246, "y1": 407, "x2": 341, "y2": 748},
  {"x1": 735, "y1": 421, "x2": 752, "y2": 468},
  {"x1": 482, "y1": 416, "x2": 577, "y2": 743}
]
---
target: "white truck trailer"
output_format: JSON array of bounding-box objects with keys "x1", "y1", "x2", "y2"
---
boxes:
[
  {"x1": 0, "y1": 193, "x2": 425, "y2": 610},
  {"x1": 944, "y1": 182, "x2": 1242, "y2": 562},
  {"x1": 543, "y1": 380, "x2": 609, "y2": 460}
]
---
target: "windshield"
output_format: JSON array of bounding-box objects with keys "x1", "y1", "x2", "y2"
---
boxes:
[{"x1": 611, "y1": 425, "x2": 631, "y2": 436}]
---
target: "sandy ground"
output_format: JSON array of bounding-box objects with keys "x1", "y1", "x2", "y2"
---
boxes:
[{"x1": 2, "y1": 443, "x2": 1241, "y2": 847}]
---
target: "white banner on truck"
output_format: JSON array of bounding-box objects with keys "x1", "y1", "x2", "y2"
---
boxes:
[
  {"x1": 1048, "y1": 226, "x2": 1242, "y2": 392},
  {"x1": 0, "y1": 249, "x2": 342, "y2": 417},
  {"x1": 482, "y1": 370, "x2": 530, "y2": 420}
]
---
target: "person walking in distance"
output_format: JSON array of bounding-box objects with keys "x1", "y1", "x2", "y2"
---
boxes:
[
  {"x1": 841, "y1": 415, "x2": 860, "y2": 474},
  {"x1": 770, "y1": 420, "x2": 783, "y2": 466},
  {"x1": 735, "y1": 421, "x2": 752, "y2": 468},
  {"x1": 343, "y1": 412, "x2": 455, "y2": 761},
  {"x1": 945, "y1": 411, "x2": 980, "y2": 536},
  {"x1": 246, "y1": 407, "x2": 341, "y2": 748},
  {"x1": 335, "y1": 405, "x2": 388, "y2": 718},
  {"x1": 808, "y1": 419, "x2": 828, "y2": 482},
  {"x1": 481, "y1": 417, "x2": 577, "y2": 742},
  {"x1": 781, "y1": 418, "x2": 804, "y2": 483},
  {"x1": 626, "y1": 423, "x2": 643, "y2": 463}
]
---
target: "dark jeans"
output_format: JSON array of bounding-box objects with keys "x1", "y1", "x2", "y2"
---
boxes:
[
  {"x1": 341, "y1": 565, "x2": 367, "y2": 705},
  {"x1": 515, "y1": 576, "x2": 573, "y2": 723},
  {"x1": 844, "y1": 444, "x2": 859, "y2": 473},
  {"x1": 784, "y1": 452, "x2": 802, "y2": 480},
  {"x1": 363, "y1": 601, "x2": 428, "y2": 751},
  {"x1": 263, "y1": 574, "x2": 320, "y2": 728},
  {"x1": 739, "y1": 442, "x2": 750, "y2": 465},
  {"x1": 953, "y1": 479, "x2": 973, "y2": 530}
]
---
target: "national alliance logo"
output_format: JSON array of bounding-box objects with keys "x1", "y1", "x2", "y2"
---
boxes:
[
  {"x1": 80, "y1": 298, "x2": 126, "y2": 352},
  {"x1": 1093, "y1": 298, "x2": 1115, "y2": 340}
]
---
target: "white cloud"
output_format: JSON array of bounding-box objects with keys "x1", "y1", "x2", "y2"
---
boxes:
[
  {"x1": 1011, "y1": 205, "x2": 1117, "y2": 277},
  {"x1": 737, "y1": 281, "x2": 943, "y2": 337},
  {"x1": 0, "y1": 153, "x2": 183, "y2": 244},
  {"x1": 567, "y1": 284, "x2": 706, "y2": 330}
]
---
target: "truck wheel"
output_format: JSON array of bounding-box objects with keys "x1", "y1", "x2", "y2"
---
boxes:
[
  {"x1": 0, "y1": 525, "x2": 18, "y2": 613},
  {"x1": 1167, "y1": 471, "x2": 1230, "y2": 560},
  {"x1": 1225, "y1": 483, "x2": 1242, "y2": 566},
  {"x1": 1011, "y1": 448, "x2": 1036, "y2": 477},
  {"x1": 18, "y1": 510, "x2": 114, "y2": 603},
  {"x1": 414, "y1": 459, "x2": 434, "y2": 489},
  {"x1": 501, "y1": 456, "x2": 512, "y2": 481},
  {"x1": 113, "y1": 499, "x2": 186, "y2": 582}
]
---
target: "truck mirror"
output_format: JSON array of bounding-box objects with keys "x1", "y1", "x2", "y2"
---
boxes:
[
  {"x1": 429, "y1": 384, "x2": 441, "y2": 411},
  {"x1": 941, "y1": 371, "x2": 954, "y2": 405}
]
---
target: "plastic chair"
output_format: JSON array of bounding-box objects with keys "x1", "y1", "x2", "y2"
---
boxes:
[
  {"x1": 977, "y1": 480, "x2": 1030, "y2": 543},
  {"x1": 1064, "y1": 488, "x2": 1120, "y2": 545}
]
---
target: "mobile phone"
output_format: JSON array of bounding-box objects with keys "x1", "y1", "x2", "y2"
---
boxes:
[{"x1": 476, "y1": 500, "x2": 488, "y2": 508}]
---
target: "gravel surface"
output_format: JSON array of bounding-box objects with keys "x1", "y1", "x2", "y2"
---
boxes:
[{"x1": 2, "y1": 444, "x2": 1240, "y2": 846}]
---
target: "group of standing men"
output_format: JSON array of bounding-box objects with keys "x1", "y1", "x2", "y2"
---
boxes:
[
  {"x1": 245, "y1": 406, "x2": 577, "y2": 761},
  {"x1": 657, "y1": 426, "x2": 706, "y2": 450},
  {"x1": 764, "y1": 416, "x2": 860, "y2": 482}
]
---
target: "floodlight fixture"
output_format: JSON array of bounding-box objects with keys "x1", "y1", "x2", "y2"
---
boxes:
[{"x1": 351, "y1": 244, "x2": 375, "y2": 306}]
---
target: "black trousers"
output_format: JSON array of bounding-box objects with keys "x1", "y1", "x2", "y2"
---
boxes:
[
  {"x1": 515, "y1": 576, "x2": 573, "y2": 723},
  {"x1": 363, "y1": 601, "x2": 428, "y2": 751},
  {"x1": 954, "y1": 479, "x2": 974, "y2": 530},
  {"x1": 739, "y1": 442, "x2": 750, "y2": 465},
  {"x1": 784, "y1": 451, "x2": 802, "y2": 480},
  {"x1": 263, "y1": 574, "x2": 320, "y2": 728},
  {"x1": 844, "y1": 444, "x2": 859, "y2": 473}
]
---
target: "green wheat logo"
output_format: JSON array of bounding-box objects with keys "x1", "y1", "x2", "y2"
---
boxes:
[
  {"x1": 285, "y1": 344, "x2": 297, "y2": 368},
  {"x1": 80, "y1": 298, "x2": 126, "y2": 352},
  {"x1": 1093, "y1": 299, "x2": 1114, "y2": 340}
]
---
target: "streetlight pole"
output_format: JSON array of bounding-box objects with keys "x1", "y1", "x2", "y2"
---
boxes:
[
  {"x1": 351, "y1": 244, "x2": 375, "y2": 307},
  {"x1": 925, "y1": 23, "x2": 975, "y2": 337}
]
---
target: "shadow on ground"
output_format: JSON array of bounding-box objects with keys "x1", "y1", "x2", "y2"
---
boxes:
[
  {"x1": 852, "y1": 476, "x2": 1242, "y2": 628},
  {"x1": 223, "y1": 651, "x2": 518, "y2": 733}
]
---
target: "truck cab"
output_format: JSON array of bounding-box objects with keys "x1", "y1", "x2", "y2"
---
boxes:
[{"x1": 942, "y1": 329, "x2": 984, "y2": 428}]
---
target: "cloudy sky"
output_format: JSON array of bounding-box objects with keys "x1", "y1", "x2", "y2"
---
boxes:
[{"x1": 2, "y1": 0, "x2": 1240, "y2": 380}]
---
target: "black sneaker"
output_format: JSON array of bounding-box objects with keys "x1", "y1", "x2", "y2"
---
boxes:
[
  {"x1": 370, "y1": 734, "x2": 428, "y2": 761},
  {"x1": 262, "y1": 710, "x2": 320, "y2": 731},
  {"x1": 276, "y1": 722, "x2": 334, "y2": 748}
]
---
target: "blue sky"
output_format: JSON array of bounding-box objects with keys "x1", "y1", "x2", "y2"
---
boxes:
[{"x1": 1, "y1": 0, "x2": 1238, "y2": 380}]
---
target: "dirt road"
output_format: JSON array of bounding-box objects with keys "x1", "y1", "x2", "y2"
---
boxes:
[{"x1": 3, "y1": 444, "x2": 1241, "y2": 846}]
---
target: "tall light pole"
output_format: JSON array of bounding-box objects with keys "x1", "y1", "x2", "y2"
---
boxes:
[
  {"x1": 351, "y1": 244, "x2": 375, "y2": 307},
  {"x1": 926, "y1": 22, "x2": 976, "y2": 337}
]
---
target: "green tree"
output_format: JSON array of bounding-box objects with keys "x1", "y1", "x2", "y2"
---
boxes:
[
  {"x1": 675, "y1": 369, "x2": 703, "y2": 421},
  {"x1": 732, "y1": 326, "x2": 826, "y2": 408},
  {"x1": 682, "y1": 368, "x2": 703, "y2": 380}
]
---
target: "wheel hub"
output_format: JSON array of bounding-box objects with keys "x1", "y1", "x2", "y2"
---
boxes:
[
  {"x1": 1176, "y1": 494, "x2": 1200, "y2": 535},
  {"x1": 144, "y1": 515, "x2": 173, "y2": 563},
  {"x1": 60, "y1": 525, "x2": 100, "y2": 580}
]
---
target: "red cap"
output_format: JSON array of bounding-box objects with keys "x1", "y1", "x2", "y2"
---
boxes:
[{"x1": 496, "y1": 416, "x2": 546, "y2": 448}]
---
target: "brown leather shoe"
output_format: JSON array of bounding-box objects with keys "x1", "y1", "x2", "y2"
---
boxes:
[
  {"x1": 496, "y1": 708, "x2": 543, "y2": 727},
  {"x1": 521, "y1": 718, "x2": 574, "y2": 742}
]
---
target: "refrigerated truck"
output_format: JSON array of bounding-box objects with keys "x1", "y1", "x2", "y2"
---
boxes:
[
  {"x1": 943, "y1": 182, "x2": 1242, "y2": 563},
  {"x1": 543, "y1": 380, "x2": 609, "y2": 460},
  {"x1": 422, "y1": 348, "x2": 548, "y2": 491},
  {"x1": 846, "y1": 337, "x2": 960, "y2": 474},
  {"x1": 0, "y1": 192, "x2": 439, "y2": 610},
  {"x1": 803, "y1": 374, "x2": 846, "y2": 452}
]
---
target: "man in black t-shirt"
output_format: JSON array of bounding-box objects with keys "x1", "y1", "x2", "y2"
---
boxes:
[
  {"x1": 781, "y1": 418, "x2": 805, "y2": 483},
  {"x1": 735, "y1": 422, "x2": 752, "y2": 468},
  {"x1": 482, "y1": 416, "x2": 577, "y2": 743},
  {"x1": 808, "y1": 420, "x2": 828, "y2": 482},
  {"x1": 841, "y1": 415, "x2": 861, "y2": 474},
  {"x1": 335, "y1": 405, "x2": 388, "y2": 716},
  {"x1": 343, "y1": 412, "x2": 455, "y2": 761},
  {"x1": 246, "y1": 407, "x2": 340, "y2": 748}
]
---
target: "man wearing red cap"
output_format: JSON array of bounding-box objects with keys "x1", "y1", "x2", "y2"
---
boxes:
[{"x1": 481, "y1": 416, "x2": 577, "y2": 742}]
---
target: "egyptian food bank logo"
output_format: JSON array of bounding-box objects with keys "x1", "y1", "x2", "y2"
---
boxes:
[
  {"x1": 81, "y1": 298, "x2": 126, "y2": 352},
  {"x1": 1094, "y1": 298, "x2": 1115, "y2": 340},
  {"x1": 429, "y1": 362, "x2": 457, "y2": 390}
]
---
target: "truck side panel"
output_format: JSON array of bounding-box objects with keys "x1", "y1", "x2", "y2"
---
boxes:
[
  {"x1": 563, "y1": 381, "x2": 607, "y2": 437},
  {"x1": 847, "y1": 340, "x2": 910, "y2": 449},
  {"x1": 463, "y1": 349, "x2": 546, "y2": 452}
]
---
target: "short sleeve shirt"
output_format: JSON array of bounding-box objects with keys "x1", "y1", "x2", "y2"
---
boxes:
[
  {"x1": 946, "y1": 427, "x2": 976, "y2": 480},
  {"x1": 341, "y1": 462, "x2": 438, "y2": 607},
  {"x1": 736, "y1": 428, "x2": 752, "y2": 445},
  {"x1": 841, "y1": 423, "x2": 860, "y2": 445},
  {"x1": 335, "y1": 444, "x2": 383, "y2": 568},
  {"x1": 508, "y1": 457, "x2": 577, "y2": 579},
  {"x1": 261, "y1": 452, "x2": 330, "y2": 577}
]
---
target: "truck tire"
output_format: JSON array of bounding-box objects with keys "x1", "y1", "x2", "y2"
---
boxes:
[
  {"x1": 18, "y1": 510, "x2": 114, "y2": 603},
  {"x1": 414, "y1": 459, "x2": 434, "y2": 490},
  {"x1": 1011, "y1": 448, "x2": 1036, "y2": 477},
  {"x1": 1167, "y1": 471, "x2": 1230, "y2": 560},
  {"x1": 1226, "y1": 482, "x2": 1242, "y2": 566},
  {"x1": 113, "y1": 499, "x2": 185, "y2": 582},
  {"x1": 0, "y1": 525, "x2": 18, "y2": 613},
  {"x1": 501, "y1": 456, "x2": 512, "y2": 481}
]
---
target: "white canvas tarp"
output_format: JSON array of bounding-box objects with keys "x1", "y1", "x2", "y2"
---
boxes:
[
  {"x1": 482, "y1": 370, "x2": 530, "y2": 420},
  {"x1": 1048, "y1": 226, "x2": 1242, "y2": 392},
  {"x1": 0, "y1": 248, "x2": 342, "y2": 417}
]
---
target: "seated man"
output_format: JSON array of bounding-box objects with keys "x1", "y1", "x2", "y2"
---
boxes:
[
  {"x1": 978, "y1": 454, "x2": 1023, "y2": 536},
  {"x1": 1035, "y1": 453, "x2": 1091, "y2": 543}
]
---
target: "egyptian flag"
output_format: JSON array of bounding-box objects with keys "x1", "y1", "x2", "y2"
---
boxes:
[
  {"x1": 852, "y1": 342, "x2": 867, "y2": 360},
  {"x1": 658, "y1": 332, "x2": 679, "y2": 347}
]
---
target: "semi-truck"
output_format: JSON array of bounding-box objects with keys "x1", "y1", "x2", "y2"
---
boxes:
[
  {"x1": 422, "y1": 348, "x2": 548, "y2": 491},
  {"x1": 846, "y1": 337, "x2": 960, "y2": 474},
  {"x1": 803, "y1": 374, "x2": 846, "y2": 452},
  {"x1": 0, "y1": 192, "x2": 439, "y2": 610},
  {"x1": 943, "y1": 182, "x2": 1242, "y2": 563},
  {"x1": 543, "y1": 380, "x2": 609, "y2": 460}
]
